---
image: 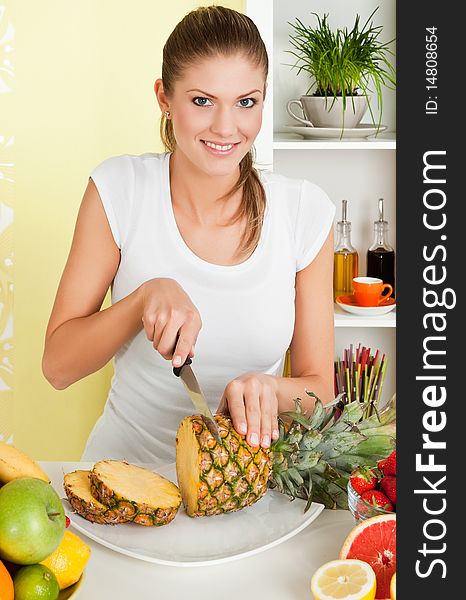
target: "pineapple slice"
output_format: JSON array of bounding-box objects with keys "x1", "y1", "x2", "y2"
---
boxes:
[
  {"x1": 64, "y1": 470, "x2": 131, "y2": 524},
  {"x1": 176, "y1": 415, "x2": 271, "y2": 517},
  {"x1": 90, "y1": 460, "x2": 181, "y2": 526}
]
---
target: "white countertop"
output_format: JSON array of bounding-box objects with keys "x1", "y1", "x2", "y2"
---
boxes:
[{"x1": 43, "y1": 462, "x2": 356, "y2": 600}]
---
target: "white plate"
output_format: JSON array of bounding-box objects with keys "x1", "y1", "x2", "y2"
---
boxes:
[
  {"x1": 50, "y1": 462, "x2": 324, "y2": 568},
  {"x1": 284, "y1": 124, "x2": 387, "y2": 139},
  {"x1": 335, "y1": 297, "x2": 396, "y2": 316}
]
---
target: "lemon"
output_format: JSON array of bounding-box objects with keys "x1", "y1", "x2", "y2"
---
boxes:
[
  {"x1": 13, "y1": 564, "x2": 59, "y2": 600},
  {"x1": 311, "y1": 559, "x2": 376, "y2": 600},
  {"x1": 40, "y1": 530, "x2": 90, "y2": 590},
  {"x1": 390, "y1": 572, "x2": 396, "y2": 599}
]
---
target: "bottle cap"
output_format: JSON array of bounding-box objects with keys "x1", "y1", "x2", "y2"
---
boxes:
[
  {"x1": 337, "y1": 199, "x2": 352, "y2": 232},
  {"x1": 376, "y1": 198, "x2": 388, "y2": 225},
  {"x1": 339, "y1": 199, "x2": 348, "y2": 224}
]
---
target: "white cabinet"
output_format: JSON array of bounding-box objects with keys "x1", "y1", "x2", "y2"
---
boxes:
[
  {"x1": 247, "y1": 0, "x2": 396, "y2": 404},
  {"x1": 272, "y1": 0, "x2": 396, "y2": 135}
]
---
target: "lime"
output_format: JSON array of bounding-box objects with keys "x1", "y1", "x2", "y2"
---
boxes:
[{"x1": 13, "y1": 564, "x2": 60, "y2": 600}]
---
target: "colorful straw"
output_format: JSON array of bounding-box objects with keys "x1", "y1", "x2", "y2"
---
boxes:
[{"x1": 334, "y1": 344, "x2": 388, "y2": 416}]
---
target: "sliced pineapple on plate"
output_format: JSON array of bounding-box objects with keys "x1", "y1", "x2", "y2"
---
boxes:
[
  {"x1": 90, "y1": 460, "x2": 182, "y2": 526},
  {"x1": 64, "y1": 470, "x2": 132, "y2": 525}
]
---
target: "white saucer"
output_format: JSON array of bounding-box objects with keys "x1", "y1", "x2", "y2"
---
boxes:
[{"x1": 285, "y1": 124, "x2": 387, "y2": 139}]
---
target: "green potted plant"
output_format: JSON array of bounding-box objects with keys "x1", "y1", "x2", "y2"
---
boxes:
[{"x1": 285, "y1": 7, "x2": 396, "y2": 131}]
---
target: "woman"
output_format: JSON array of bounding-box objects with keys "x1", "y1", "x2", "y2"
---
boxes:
[{"x1": 42, "y1": 5, "x2": 335, "y2": 464}]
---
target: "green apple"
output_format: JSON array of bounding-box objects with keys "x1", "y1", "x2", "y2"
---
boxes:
[{"x1": 0, "y1": 477, "x2": 66, "y2": 564}]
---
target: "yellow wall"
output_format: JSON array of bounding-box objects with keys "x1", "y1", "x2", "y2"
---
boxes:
[{"x1": 9, "y1": 0, "x2": 244, "y2": 460}]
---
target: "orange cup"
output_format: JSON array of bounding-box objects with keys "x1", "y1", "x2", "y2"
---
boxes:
[{"x1": 353, "y1": 277, "x2": 393, "y2": 307}]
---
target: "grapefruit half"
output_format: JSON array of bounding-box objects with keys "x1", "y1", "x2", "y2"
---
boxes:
[{"x1": 340, "y1": 514, "x2": 396, "y2": 599}]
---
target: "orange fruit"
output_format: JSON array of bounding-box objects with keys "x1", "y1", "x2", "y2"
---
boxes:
[
  {"x1": 40, "y1": 530, "x2": 90, "y2": 590},
  {"x1": 340, "y1": 513, "x2": 396, "y2": 599},
  {"x1": 0, "y1": 560, "x2": 14, "y2": 600}
]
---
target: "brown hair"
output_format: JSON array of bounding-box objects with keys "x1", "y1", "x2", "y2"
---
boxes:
[{"x1": 160, "y1": 5, "x2": 269, "y2": 258}]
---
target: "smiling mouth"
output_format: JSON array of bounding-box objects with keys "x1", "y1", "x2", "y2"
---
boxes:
[{"x1": 201, "y1": 140, "x2": 240, "y2": 152}]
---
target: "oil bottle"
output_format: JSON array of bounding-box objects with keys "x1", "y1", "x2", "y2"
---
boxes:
[
  {"x1": 367, "y1": 198, "x2": 395, "y2": 297},
  {"x1": 333, "y1": 199, "x2": 358, "y2": 300}
]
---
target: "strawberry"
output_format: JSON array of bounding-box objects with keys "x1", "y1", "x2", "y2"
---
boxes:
[
  {"x1": 384, "y1": 450, "x2": 396, "y2": 476},
  {"x1": 350, "y1": 467, "x2": 379, "y2": 495},
  {"x1": 377, "y1": 458, "x2": 387, "y2": 473},
  {"x1": 380, "y1": 475, "x2": 396, "y2": 505},
  {"x1": 360, "y1": 489, "x2": 394, "y2": 512},
  {"x1": 65, "y1": 515, "x2": 70, "y2": 528}
]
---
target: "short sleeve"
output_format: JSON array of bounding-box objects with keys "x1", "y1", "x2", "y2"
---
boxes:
[
  {"x1": 295, "y1": 179, "x2": 336, "y2": 272},
  {"x1": 89, "y1": 155, "x2": 134, "y2": 249}
]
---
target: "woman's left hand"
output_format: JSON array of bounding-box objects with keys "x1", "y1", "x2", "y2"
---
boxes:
[{"x1": 216, "y1": 373, "x2": 280, "y2": 449}]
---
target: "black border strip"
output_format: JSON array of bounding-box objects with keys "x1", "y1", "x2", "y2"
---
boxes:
[{"x1": 397, "y1": 1, "x2": 462, "y2": 594}]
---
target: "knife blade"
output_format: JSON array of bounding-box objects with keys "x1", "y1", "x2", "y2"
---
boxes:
[{"x1": 173, "y1": 357, "x2": 222, "y2": 444}]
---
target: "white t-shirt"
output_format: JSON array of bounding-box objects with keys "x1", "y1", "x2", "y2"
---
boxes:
[{"x1": 81, "y1": 152, "x2": 335, "y2": 464}]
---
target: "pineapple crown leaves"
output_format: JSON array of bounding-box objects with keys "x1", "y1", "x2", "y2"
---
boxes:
[
  {"x1": 277, "y1": 391, "x2": 344, "y2": 433},
  {"x1": 351, "y1": 434, "x2": 395, "y2": 458},
  {"x1": 329, "y1": 453, "x2": 378, "y2": 473},
  {"x1": 312, "y1": 474, "x2": 349, "y2": 510},
  {"x1": 327, "y1": 401, "x2": 370, "y2": 433},
  {"x1": 376, "y1": 392, "x2": 396, "y2": 423},
  {"x1": 269, "y1": 391, "x2": 396, "y2": 511},
  {"x1": 312, "y1": 431, "x2": 369, "y2": 459}
]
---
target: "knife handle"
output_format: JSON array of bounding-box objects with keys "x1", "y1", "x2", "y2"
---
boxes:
[{"x1": 173, "y1": 356, "x2": 192, "y2": 377}]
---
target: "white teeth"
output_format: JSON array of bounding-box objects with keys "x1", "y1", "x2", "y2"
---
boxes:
[{"x1": 203, "y1": 141, "x2": 235, "y2": 151}]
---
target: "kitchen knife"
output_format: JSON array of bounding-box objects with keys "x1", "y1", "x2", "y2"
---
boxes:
[{"x1": 173, "y1": 357, "x2": 222, "y2": 444}]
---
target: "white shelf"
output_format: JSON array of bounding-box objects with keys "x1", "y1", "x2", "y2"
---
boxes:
[
  {"x1": 274, "y1": 131, "x2": 396, "y2": 150},
  {"x1": 334, "y1": 305, "x2": 396, "y2": 328},
  {"x1": 247, "y1": 0, "x2": 397, "y2": 402}
]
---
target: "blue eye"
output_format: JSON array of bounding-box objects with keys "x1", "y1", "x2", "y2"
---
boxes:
[
  {"x1": 238, "y1": 98, "x2": 257, "y2": 108},
  {"x1": 193, "y1": 97, "x2": 212, "y2": 106}
]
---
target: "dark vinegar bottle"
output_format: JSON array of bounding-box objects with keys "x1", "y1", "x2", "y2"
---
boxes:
[{"x1": 367, "y1": 198, "x2": 396, "y2": 298}]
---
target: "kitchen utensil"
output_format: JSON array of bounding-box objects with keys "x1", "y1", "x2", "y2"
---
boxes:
[{"x1": 173, "y1": 357, "x2": 222, "y2": 444}]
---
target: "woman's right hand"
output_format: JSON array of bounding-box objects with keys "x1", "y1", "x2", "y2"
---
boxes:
[{"x1": 139, "y1": 278, "x2": 202, "y2": 367}]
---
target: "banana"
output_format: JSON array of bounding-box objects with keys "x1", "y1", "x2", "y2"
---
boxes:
[{"x1": 0, "y1": 440, "x2": 50, "y2": 484}]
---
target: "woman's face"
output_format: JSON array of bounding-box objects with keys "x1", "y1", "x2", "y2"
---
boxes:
[{"x1": 157, "y1": 53, "x2": 266, "y2": 177}]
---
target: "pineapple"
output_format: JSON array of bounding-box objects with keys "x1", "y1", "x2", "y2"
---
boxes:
[
  {"x1": 176, "y1": 393, "x2": 396, "y2": 515},
  {"x1": 269, "y1": 392, "x2": 396, "y2": 510},
  {"x1": 176, "y1": 414, "x2": 271, "y2": 516},
  {"x1": 64, "y1": 469, "x2": 132, "y2": 524},
  {"x1": 89, "y1": 460, "x2": 182, "y2": 526}
]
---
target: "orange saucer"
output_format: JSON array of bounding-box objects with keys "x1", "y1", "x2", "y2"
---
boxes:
[
  {"x1": 335, "y1": 294, "x2": 396, "y2": 317},
  {"x1": 337, "y1": 294, "x2": 396, "y2": 308}
]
